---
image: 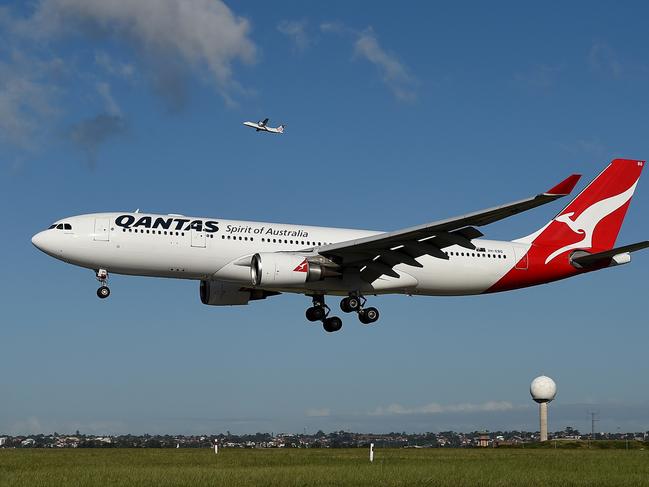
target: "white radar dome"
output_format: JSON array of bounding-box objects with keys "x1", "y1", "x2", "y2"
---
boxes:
[{"x1": 530, "y1": 376, "x2": 557, "y2": 403}]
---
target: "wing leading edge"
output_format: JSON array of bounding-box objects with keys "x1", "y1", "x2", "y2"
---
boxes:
[{"x1": 317, "y1": 174, "x2": 581, "y2": 282}]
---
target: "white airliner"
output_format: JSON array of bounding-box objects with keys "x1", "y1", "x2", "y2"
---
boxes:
[
  {"x1": 243, "y1": 118, "x2": 285, "y2": 134},
  {"x1": 32, "y1": 159, "x2": 647, "y2": 333}
]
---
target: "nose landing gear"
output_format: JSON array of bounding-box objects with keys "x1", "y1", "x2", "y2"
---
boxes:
[
  {"x1": 340, "y1": 294, "x2": 380, "y2": 325},
  {"x1": 306, "y1": 295, "x2": 343, "y2": 333},
  {"x1": 96, "y1": 269, "x2": 110, "y2": 299}
]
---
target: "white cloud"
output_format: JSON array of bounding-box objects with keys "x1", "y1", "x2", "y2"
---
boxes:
[
  {"x1": 370, "y1": 401, "x2": 514, "y2": 416},
  {"x1": 95, "y1": 51, "x2": 136, "y2": 80},
  {"x1": 514, "y1": 64, "x2": 561, "y2": 91},
  {"x1": 354, "y1": 28, "x2": 417, "y2": 102},
  {"x1": 0, "y1": 0, "x2": 257, "y2": 158},
  {"x1": 305, "y1": 408, "x2": 331, "y2": 417},
  {"x1": 319, "y1": 21, "x2": 348, "y2": 35},
  {"x1": 589, "y1": 42, "x2": 622, "y2": 78},
  {"x1": 277, "y1": 20, "x2": 310, "y2": 53},
  {"x1": 96, "y1": 82, "x2": 121, "y2": 117},
  {"x1": 321, "y1": 22, "x2": 417, "y2": 102},
  {"x1": 0, "y1": 51, "x2": 62, "y2": 148},
  {"x1": 16, "y1": 0, "x2": 257, "y2": 106}
]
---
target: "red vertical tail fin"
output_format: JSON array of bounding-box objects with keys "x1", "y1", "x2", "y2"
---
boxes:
[{"x1": 517, "y1": 159, "x2": 644, "y2": 263}]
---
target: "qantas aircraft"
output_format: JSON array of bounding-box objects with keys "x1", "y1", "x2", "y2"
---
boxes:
[
  {"x1": 243, "y1": 118, "x2": 285, "y2": 134},
  {"x1": 32, "y1": 159, "x2": 647, "y2": 333}
]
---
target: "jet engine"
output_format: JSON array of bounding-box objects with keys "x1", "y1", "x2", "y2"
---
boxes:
[{"x1": 250, "y1": 253, "x2": 329, "y2": 287}]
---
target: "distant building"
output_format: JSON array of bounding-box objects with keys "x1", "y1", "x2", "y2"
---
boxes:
[
  {"x1": 0, "y1": 437, "x2": 6, "y2": 446},
  {"x1": 477, "y1": 433, "x2": 490, "y2": 448}
]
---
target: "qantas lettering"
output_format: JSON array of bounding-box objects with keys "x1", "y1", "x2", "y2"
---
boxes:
[{"x1": 115, "y1": 215, "x2": 219, "y2": 233}]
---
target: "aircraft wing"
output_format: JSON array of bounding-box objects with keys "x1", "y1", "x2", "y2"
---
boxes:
[{"x1": 317, "y1": 174, "x2": 581, "y2": 282}]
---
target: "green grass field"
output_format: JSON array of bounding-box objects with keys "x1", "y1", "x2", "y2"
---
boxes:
[{"x1": 1, "y1": 448, "x2": 648, "y2": 487}]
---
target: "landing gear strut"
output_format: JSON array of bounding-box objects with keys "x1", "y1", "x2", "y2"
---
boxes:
[
  {"x1": 306, "y1": 295, "x2": 343, "y2": 333},
  {"x1": 340, "y1": 294, "x2": 380, "y2": 325},
  {"x1": 96, "y1": 269, "x2": 110, "y2": 299}
]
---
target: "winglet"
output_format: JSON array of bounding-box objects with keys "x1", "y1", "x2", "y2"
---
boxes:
[{"x1": 545, "y1": 174, "x2": 581, "y2": 196}]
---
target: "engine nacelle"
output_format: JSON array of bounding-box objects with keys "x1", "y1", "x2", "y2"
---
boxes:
[
  {"x1": 251, "y1": 253, "x2": 326, "y2": 287},
  {"x1": 200, "y1": 280, "x2": 250, "y2": 306}
]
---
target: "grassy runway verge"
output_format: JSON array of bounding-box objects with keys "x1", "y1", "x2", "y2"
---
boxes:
[{"x1": 1, "y1": 447, "x2": 648, "y2": 486}]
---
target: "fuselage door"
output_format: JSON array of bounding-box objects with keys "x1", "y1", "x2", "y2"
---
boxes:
[
  {"x1": 94, "y1": 218, "x2": 110, "y2": 241},
  {"x1": 191, "y1": 228, "x2": 206, "y2": 248},
  {"x1": 513, "y1": 245, "x2": 528, "y2": 270}
]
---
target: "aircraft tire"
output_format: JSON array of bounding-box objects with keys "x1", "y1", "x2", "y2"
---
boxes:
[
  {"x1": 97, "y1": 286, "x2": 110, "y2": 299},
  {"x1": 306, "y1": 306, "x2": 325, "y2": 322},
  {"x1": 359, "y1": 307, "x2": 379, "y2": 325},
  {"x1": 323, "y1": 316, "x2": 343, "y2": 333}
]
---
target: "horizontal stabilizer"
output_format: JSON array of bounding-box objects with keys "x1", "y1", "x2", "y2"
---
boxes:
[{"x1": 572, "y1": 241, "x2": 649, "y2": 267}]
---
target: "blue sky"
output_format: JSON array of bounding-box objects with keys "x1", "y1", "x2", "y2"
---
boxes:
[{"x1": 1, "y1": 0, "x2": 648, "y2": 435}]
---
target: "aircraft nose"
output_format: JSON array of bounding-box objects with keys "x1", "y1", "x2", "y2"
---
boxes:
[
  {"x1": 31, "y1": 231, "x2": 46, "y2": 250},
  {"x1": 31, "y1": 230, "x2": 58, "y2": 256}
]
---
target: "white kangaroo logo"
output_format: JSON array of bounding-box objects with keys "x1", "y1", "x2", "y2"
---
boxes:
[{"x1": 545, "y1": 181, "x2": 638, "y2": 264}]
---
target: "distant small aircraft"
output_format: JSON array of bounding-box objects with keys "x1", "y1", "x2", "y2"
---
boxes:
[{"x1": 243, "y1": 118, "x2": 285, "y2": 134}]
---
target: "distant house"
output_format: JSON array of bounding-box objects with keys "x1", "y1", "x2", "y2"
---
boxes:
[
  {"x1": 21, "y1": 438, "x2": 35, "y2": 447},
  {"x1": 477, "y1": 433, "x2": 490, "y2": 448},
  {"x1": 0, "y1": 437, "x2": 6, "y2": 447}
]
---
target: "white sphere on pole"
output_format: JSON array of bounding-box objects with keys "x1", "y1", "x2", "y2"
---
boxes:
[{"x1": 530, "y1": 376, "x2": 557, "y2": 403}]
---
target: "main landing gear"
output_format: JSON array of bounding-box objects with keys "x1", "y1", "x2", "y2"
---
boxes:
[
  {"x1": 305, "y1": 294, "x2": 380, "y2": 332},
  {"x1": 96, "y1": 269, "x2": 110, "y2": 299},
  {"x1": 340, "y1": 294, "x2": 380, "y2": 325},
  {"x1": 306, "y1": 295, "x2": 342, "y2": 333}
]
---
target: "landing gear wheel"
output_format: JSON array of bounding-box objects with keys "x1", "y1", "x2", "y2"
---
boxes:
[
  {"x1": 306, "y1": 306, "x2": 326, "y2": 322},
  {"x1": 340, "y1": 296, "x2": 361, "y2": 313},
  {"x1": 358, "y1": 307, "x2": 379, "y2": 325},
  {"x1": 323, "y1": 316, "x2": 343, "y2": 333},
  {"x1": 97, "y1": 286, "x2": 110, "y2": 299}
]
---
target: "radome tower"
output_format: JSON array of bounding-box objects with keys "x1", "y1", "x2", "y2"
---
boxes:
[{"x1": 530, "y1": 376, "x2": 557, "y2": 442}]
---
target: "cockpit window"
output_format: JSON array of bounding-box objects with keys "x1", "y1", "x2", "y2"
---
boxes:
[{"x1": 51, "y1": 223, "x2": 72, "y2": 230}]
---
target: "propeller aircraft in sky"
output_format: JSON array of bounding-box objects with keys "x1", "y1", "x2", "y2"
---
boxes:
[{"x1": 243, "y1": 118, "x2": 285, "y2": 134}]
